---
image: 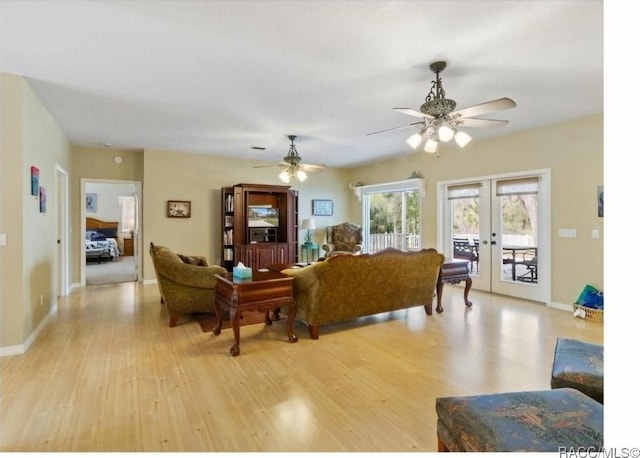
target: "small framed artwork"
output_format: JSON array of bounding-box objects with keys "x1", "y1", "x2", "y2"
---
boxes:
[
  {"x1": 86, "y1": 193, "x2": 97, "y2": 212},
  {"x1": 168, "y1": 200, "x2": 191, "y2": 218},
  {"x1": 31, "y1": 166, "x2": 39, "y2": 196},
  {"x1": 39, "y1": 186, "x2": 46, "y2": 213},
  {"x1": 597, "y1": 185, "x2": 603, "y2": 217},
  {"x1": 312, "y1": 199, "x2": 333, "y2": 216}
]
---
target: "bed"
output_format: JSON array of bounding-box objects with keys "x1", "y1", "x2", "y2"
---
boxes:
[{"x1": 86, "y1": 217, "x2": 120, "y2": 261}]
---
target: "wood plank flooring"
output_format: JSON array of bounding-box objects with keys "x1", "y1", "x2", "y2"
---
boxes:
[{"x1": 0, "y1": 282, "x2": 603, "y2": 452}]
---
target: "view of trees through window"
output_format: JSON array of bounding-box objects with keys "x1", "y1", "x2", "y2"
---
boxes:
[
  {"x1": 452, "y1": 195, "x2": 537, "y2": 244},
  {"x1": 368, "y1": 189, "x2": 421, "y2": 252}
]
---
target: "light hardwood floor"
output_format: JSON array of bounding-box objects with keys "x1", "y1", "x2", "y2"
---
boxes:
[{"x1": 0, "y1": 282, "x2": 603, "y2": 452}]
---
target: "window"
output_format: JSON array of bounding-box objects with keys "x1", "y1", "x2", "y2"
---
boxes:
[
  {"x1": 119, "y1": 195, "x2": 136, "y2": 233},
  {"x1": 358, "y1": 178, "x2": 425, "y2": 253}
]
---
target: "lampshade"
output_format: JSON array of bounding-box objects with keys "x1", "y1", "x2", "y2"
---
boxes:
[
  {"x1": 406, "y1": 132, "x2": 423, "y2": 149},
  {"x1": 438, "y1": 124, "x2": 455, "y2": 142},
  {"x1": 424, "y1": 138, "x2": 438, "y2": 153},
  {"x1": 278, "y1": 170, "x2": 290, "y2": 183},
  {"x1": 302, "y1": 217, "x2": 316, "y2": 229},
  {"x1": 454, "y1": 131, "x2": 472, "y2": 148},
  {"x1": 296, "y1": 169, "x2": 308, "y2": 182}
]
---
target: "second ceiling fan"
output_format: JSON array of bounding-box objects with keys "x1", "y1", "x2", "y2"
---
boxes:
[
  {"x1": 254, "y1": 135, "x2": 325, "y2": 183},
  {"x1": 368, "y1": 61, "x2": 517, "y2": 153}
]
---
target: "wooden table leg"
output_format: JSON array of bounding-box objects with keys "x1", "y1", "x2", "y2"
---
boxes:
[
  {"x1": 213, "y1": 298, "x2": 223, "y2": 336},
  {"x1": 230, "y1": 306, "x2": 241, "y2": 357},
  {"x1": 463, "y1": 277, "x2": 473, "y2": 307},
  {"x1": 286, "y1": 301, "x2": 299, "y2": 343},
  {"x1": 436, "y1": 279, "x2": 444, "y2": 313}
]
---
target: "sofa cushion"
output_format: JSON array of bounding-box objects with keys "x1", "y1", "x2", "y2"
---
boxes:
[
  {"x1": 436, "y1": 388, "x2": 603, "y2": 452},
  {"x1": 551, "y1": 337, "x2": 603, "y2": 403},
  {"x1": 177, "y1": 253, "x2": 209, "y2": 266}
]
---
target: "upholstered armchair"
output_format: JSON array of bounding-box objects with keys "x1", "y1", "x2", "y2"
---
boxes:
[
  {"x1": 322, "y1": 222, "x2": 363, "y2": 257},
  {"x1": 149, "y1": 242, "x2": 227, "y2": 327}
]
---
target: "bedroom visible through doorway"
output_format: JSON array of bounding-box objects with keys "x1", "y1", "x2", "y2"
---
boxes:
[{"x1": 81, "y1": 179, "x2": 141, "y2": 286}]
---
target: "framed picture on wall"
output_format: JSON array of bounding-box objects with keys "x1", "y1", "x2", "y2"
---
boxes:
[
  {"x1": 167, "y1": 200, "x2": 191, "y2": 218},
  {"x1": 312, "y1": 199, "x2": 333, "y2": 216},
  {"x1": 86, "y1": 193, "x2": 97, "y2": 212}
]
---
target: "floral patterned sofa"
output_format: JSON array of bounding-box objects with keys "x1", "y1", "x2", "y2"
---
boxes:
[{"x1": 281, "y1": 247, "x2": 444, "y2": 339}]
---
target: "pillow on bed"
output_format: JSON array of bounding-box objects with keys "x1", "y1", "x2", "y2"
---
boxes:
[
  {"x1": 91, "y1": 232, "x2": 107, "y2": 241},
  {"x1": 86, "y1": 230, "x2": 98, "y2": 240},
  {"x1": 96, "y1": 228, "x2": 118, "y2": 239}
]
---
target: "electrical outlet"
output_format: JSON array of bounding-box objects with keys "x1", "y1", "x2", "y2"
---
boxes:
[
  {"x1": 0, "y1": 233, "x2": 6, "y2": 246},
  {"x1": 592, "y1": 229, "x2": 600, "y2": 239}
]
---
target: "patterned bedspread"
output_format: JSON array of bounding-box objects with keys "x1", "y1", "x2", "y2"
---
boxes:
[{"x1": 86, "y1": 238, "x2": 119, "y2": 259}]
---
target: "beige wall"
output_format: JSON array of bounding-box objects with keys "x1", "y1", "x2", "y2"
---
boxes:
[
  {"x1": 346, "y1": 114, "x2": 603, "y2": 306},
  {"x1": 141, "y1": 149, "x2": 351, "y2": 280},
  {"x1": 1, "y1": 73, "x2": 71, "y2": 349}
]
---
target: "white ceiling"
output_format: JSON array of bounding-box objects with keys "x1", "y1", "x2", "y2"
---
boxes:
[{"x1": 0, "y1": 0, "x2": 603, "y2": 168}]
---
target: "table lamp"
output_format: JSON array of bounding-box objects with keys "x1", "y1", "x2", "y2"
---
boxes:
[{"x1": 302, "y1": 217, "x2": 316, "y2": 245}]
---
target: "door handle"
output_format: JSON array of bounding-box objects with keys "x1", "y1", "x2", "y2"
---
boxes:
[{"x1": 490, "y1": 241, "x2": 496, "y2": 245}]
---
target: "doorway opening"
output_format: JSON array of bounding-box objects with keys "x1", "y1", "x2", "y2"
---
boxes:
[{"x1": 81, "y1": 179, "x2": 141, "y2": 286}]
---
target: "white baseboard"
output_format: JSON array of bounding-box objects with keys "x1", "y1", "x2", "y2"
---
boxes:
[
  {"x1": 0, "y1": 304, "x2": 57, "y2": 357},
  {"x1": 143, "y1": 278, "x2": 158, "y2": 286},
  {"x1": 549, "y1": 301, "x2": 574, "y2": 312}
]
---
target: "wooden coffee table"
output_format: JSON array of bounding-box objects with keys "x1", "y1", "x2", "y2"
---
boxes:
[{"x1": 213, "y1": 270, "x2": 298, "y2": 357}]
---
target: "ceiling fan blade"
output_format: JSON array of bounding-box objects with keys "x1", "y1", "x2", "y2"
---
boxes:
[
  {"x1": 393, "y1": 107, "x2": 434, "y2": 119},
  {"x1": 252, "y1": 162, "x2": 288, "y2": 169},
  {"x1": 449, "y1": 97, "x2": 516, "y2": 120},
  {"x1": 367, "y1": 121, "x2": 425, "y2": 136},
  {"x1": 299, "y1": 163, "x2": 325, "y2": 172},
  {"x1": 456, "y1": 118, "x2": 509, "y2": 128}
]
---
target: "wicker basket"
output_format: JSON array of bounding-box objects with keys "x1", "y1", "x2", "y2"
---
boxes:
[{"x1": 573, "y1": 304, "x2": 604, "y2": 322}]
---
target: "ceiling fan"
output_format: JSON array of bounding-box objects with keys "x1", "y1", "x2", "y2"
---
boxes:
[
  {"x1": 368, "y1": 61, "x2": 516, "y2": 154},
  {"x1": 254, "y1": 135, "x2": 325, "y2": 183}
]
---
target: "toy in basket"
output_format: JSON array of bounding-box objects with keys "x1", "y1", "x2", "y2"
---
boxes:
[{"x1": 573, "y1": 284, "x2": 603, "y2": 322}]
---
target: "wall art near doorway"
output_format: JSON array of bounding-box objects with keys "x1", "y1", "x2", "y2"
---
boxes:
[
  {"x1": 86, "y1": 193, "x2": 97, "y2": 212},
  {"x1": 167, "y1": 200, "x2": 191, "y2": 218}
]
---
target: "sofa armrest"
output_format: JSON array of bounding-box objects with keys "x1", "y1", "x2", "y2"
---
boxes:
[
  {"x1": 322, "y1": 243, "x2": 335, "y2": 253},
  {"x1": 159, "y1": 259, "x2": 227, "y2": 289}
]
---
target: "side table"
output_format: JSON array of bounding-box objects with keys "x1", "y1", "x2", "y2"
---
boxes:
[
  {"x1": 300, "y1": 243, "x2": 319, "y2": 263},
  {"x1": 213, "y1": 270, "x2": 298, "y2": 357}
]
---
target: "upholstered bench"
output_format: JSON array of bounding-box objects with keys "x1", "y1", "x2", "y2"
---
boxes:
[
  {"x1": 551, "y1": 337, "x2": 603, "y2": 403},
  {"x1": 435, "y1": 388, "x2": 603, "y2": 452}
]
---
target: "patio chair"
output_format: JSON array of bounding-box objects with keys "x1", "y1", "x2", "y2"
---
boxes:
[
  {"x1": 453, "y1": 237, "x2": 479, "y2": 273},
  {"x1": 516, "y1": 249, "x2": 537, "y2": 282}
]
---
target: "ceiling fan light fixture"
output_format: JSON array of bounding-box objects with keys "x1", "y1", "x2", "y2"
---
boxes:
[
  {"x1": 278, "y1": 169, "x2": 291, "y2": 183},
  {"x1": 424, "y1": 138, "x2": 438, "y2": 153},
  {"x1": 296, "y1": 169, "x2": 308, "y2": 182},
  {"x1": 455, "y1": 131, "x2": 472, "y2": 148},
  {"x1": 406, "y1": 132, "x2": 423, "y2": 149},
  {"x1": 438, "y1": 124, "x2": 455, "y2": 142}
]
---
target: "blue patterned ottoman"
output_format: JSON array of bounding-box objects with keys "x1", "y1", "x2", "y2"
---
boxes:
[
  {"x1": 551, "y1": 337, "x2": 603, "y2": 403},
  {"x1": 435, "y1": 388, "x2": 603, "y2": 452}
]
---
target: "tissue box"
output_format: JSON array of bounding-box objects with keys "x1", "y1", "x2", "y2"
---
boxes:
[{"x1": 233, "y1": 266, "x2": 252, "y2": 279}]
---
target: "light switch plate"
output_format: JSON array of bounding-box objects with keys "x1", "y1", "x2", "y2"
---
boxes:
[
  {"x1": 592, "y1": 229, "x2": 600, "y2": 239},
  {"x1": 0, "y1": 233, "x2": 6, "y2": 246}
]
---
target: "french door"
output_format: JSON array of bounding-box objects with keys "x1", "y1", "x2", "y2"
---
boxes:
[{"x1": 439, "y1": 170, "x2": 550, "y2": 303}]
